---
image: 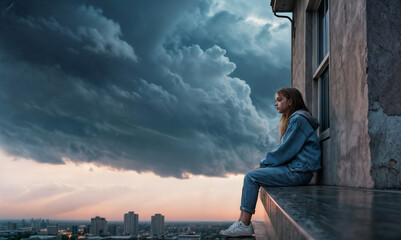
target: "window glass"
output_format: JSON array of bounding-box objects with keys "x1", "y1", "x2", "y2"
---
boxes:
[
  {"x1": 318, "y1": 0, "x2": 329, "y2": 63},
  {"x1": 319, "y1": 68, "x2": 330, "y2": 133}
]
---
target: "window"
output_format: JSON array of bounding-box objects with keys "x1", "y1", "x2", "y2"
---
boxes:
[
  {"x1": 313, "y1": 0, "x2": 330, "y2": 139},
  {"x1": 318, "y1": 0, "x2": 329, "y2": 63}
]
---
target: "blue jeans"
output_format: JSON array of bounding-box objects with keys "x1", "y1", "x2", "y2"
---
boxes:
[{"x1": 240, "y1": 165, "x2": 313, "y2": 214}]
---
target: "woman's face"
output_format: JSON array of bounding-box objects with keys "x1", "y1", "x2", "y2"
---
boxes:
[{"x1": 275, "y1": 93, "x2": 292, "y2": 114}]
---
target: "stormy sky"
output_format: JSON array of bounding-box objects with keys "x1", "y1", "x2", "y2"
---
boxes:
[{"x1": 0, "y1": 0, "x2": 291, "y2": 178}]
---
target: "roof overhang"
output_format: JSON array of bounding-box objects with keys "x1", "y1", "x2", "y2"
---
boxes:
[{"x1": 270, "y1": 0, "x2": 295, "y2": 12}]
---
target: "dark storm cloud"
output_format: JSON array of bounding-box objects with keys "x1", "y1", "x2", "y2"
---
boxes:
[
  {"x1": 0, "y1": 0, "x2": 290, "y2": 178},
  {"x1": 163, "y1": 1, "x2": 292, "y2": 117}
]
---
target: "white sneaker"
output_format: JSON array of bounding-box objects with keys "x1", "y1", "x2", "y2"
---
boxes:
[
  {"x1": 227, "y1": 221, "x2": 240, "y2": 230},
  {"x1": 220, "y1": 221, "x2": 240, "y2": 236},
  {"x1": 220, "y1": 221, "x2": 254, "y2": 237}
]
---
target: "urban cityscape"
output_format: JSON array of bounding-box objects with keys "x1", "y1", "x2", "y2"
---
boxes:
[{"x1": 0, "y1": 212, "x2": 233, "y2": 240}]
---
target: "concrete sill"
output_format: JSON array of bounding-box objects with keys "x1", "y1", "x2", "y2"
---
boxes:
[
  {"x1": 259, "y1": 186, "x2": 401, "y2": 239},
  {"x1": 318, "y1": 128, "x2": 330, "y2": 141},
  {"x1": 313, "y1": 53, "x2": 329, "y2": 80}
]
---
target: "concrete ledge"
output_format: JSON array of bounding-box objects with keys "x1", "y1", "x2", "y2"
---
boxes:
[
  {"x1": 259, "y1": 186, "x2": 401, "y2": 239},
  {"x1": 253, "y1": 221, "x2": 268, "y2": 240},
  {"x1": 260, "y1": 188, "x2": 311, "y2": 240}
]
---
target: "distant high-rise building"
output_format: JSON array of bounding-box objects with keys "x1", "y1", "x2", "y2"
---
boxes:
[
  {"x1": 124, "y1": 211, "x2": 139, "y2": 236},
  {"x1": 151, "y1": 213, "x2": 164, "y2": 238},
  {"x1": 90, "y1": 216, "x2": 108, "y2": 236},
  {"x1": 47, "y1": 225, "x2": 59, "y2": 235},
  {"x1": 109, "y1": 224, "x2": 122, "y2": 236},
  {"x1": 83, "y1": 226, "x2": 89, "y2": 234},
  {"x1": 41, "y1": 219, "x2": 46, "y2": 228},
  {"x1": 31, "y1": 219, "x2": 41, "y2": 233},
  {"x1": 71, "y1": 225, "x2": 78, "y2": 235},
  {"x1": 7, "y1": 222, "x2": 17, "y2": 231}
]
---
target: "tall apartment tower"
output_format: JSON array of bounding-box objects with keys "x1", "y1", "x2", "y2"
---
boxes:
[
  {"x1": 46, "y1": 224, "x2": 59, "y2": 235},
  {"x1": 71, "y1": 225, "x2": 78, "y2": 235},
  {"x1": 31, "y1": 219, "x2": 41, "y2": 233},
  {"x1": 124, "y1": 211, "x2": 139, "y2": 236},
  {"x1": 90, "y1": 216, "x2": 108, "y2": 236},
  {"x1": 7, "y1": 222, "x2": 17, "y2": 231},
  {"x1": 151, "y1": 213, "x2": 165, "y2": 238}
]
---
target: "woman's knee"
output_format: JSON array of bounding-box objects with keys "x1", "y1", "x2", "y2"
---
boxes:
[{"x1": 244, "y1": 169, "x2": 258, "y2": 183}]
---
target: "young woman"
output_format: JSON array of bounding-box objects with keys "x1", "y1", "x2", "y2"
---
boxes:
[{"x1": 220, "y1": 87, "x2": 321, "y2": 237}]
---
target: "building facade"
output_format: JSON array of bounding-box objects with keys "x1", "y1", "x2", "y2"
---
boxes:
[
  {"x1": 151, "y1": 213, "x2": 165, "y2": 238},
  {"x1": 123, "y1": 211, "x2": 139, "y2": 236},
  {"x1": 46, "y1": 225, "x2": 59, "y2": 235},
  {"x1": 31, "y1": 219, "x2": 41, "y2": 233},
  {"x1": 90, "y1": 216, "x2": 108, "y2": 236},
  {"x1": 7, "y1": 222, "x2": 17, "y2": 231},
  {"x1": 271, "y1": 0, "x2": 401, "y2": 188},
  {"x1": 71, "y1": 225, "x2": 78, "y2": 235}
]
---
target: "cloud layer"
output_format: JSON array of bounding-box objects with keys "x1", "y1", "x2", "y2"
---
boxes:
[{"x1": 0, "y1": 0, "x2": 290, "y2": 178}]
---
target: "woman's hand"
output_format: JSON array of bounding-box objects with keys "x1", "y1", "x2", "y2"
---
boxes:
[{"x1": 252, "y1": 166, "x2": 261, "y2": 170}]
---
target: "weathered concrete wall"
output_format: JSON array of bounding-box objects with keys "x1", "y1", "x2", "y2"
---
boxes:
[
  {"x1": 292, "y1": 0, "x2": 375, "y2": 187},
  {"x1": 291, "y1": 0, "x2": 307, "y2": 97},
  {"x1": 291, "y1": 0, "x2": 317, "y2": 112},
  {"x1": 328, "y1": 0, "x2": 374, "y2": 187},
  {"x1": 288, "y1": 0, "x2": 401, "y2": 188},
  {"x1": 366, "y1": 0, "x2": 401, "y2": 188},
  {"x1": 290, "y1": 0, "x2": 340, "y2": 186}
]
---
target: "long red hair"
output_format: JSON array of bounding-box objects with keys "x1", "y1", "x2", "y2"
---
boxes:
[{"x1": 276, "y1": 88, "x2": 310, "y2": 140}]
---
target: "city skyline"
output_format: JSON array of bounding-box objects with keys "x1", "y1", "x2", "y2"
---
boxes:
[
  {"x1": 0, "y1": 217, "x2": 232, "y2": 239},
  {"x1": 0, "y1": 0, "x2": 290, "y2": 221},
  {"x1": 0, "y1": 152, "x2": 266, "y2": 221}
]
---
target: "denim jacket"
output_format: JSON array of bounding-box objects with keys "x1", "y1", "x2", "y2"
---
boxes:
[{"x1": 259, "y1": 110, "x2": 322, "y2": 172}]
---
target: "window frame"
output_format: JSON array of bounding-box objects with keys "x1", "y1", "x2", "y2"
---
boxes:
[
  {"x1": 311, "y1": 0, "x2": 330, "y2": 141},
  {"x1": 317, "y1": 0, "x2": 329, "y2": 63}
]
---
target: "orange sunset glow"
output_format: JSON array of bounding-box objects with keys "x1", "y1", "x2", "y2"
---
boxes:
[{"x1": 0, "y1": 150, "x2": 265, "y2": 221}]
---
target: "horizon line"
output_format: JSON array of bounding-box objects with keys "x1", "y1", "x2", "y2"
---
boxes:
[{"x1": 0, "y1": 218, "x2": 234, "y2": 223}]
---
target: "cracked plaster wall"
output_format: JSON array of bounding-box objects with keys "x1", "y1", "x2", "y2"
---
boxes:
[
  {"x1": 366, "y1": 0, "x2": 401, "y2": 188},
  {"x1": 329, "y1": 0, "x2": 374, "y2": 188}
]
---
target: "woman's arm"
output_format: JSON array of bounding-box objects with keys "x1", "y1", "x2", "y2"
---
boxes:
[{"x1": 259, "y1": 116, "x2": 308, "y2": 168}]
